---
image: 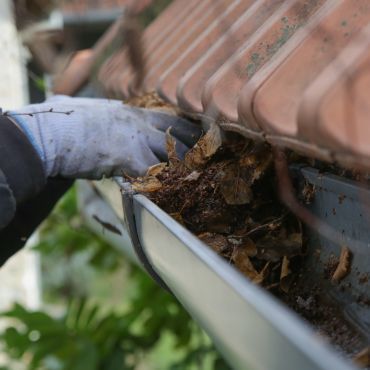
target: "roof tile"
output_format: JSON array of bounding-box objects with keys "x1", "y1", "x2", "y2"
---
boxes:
[
  {"x1": 298, "y1": 24, "x2": 370, "y2": 159},
  {"x1": 141, "y1": 0, "x2": 234, "y2": 94},
  {"x1": 122, "y1": 0, "x2": 204, "y2": 97},
  {"x1": 177, "y1": 0, "x2": 284, "y2": 113},
  {"x1": 253, "y1": 0, "x2": 370, "y2": 138},
  {"x1": 93, "y1": 0, "x2": 370, "y2": 170},
  {"x1": 202, "y1": 0, "x2": 327, "y2": 123},
  {"x1": 156, "y1": 0, "x2": 255, "y2": 106}
]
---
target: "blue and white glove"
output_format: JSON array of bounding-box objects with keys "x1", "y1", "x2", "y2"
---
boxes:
[{"x1": 7, "y1": 95, "x2": 201, "y2": 179}]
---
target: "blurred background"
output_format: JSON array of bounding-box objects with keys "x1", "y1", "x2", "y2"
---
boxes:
[{"x1": 0, "y1": 1, "x2": 229, "y2": 369}]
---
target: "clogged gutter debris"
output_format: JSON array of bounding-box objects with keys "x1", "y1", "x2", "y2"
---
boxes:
[
  {"x1": 129, "y1": 95, "x2": 303, "y2": 291},
  {"x1": 127, "y1": 93, "x2": 368, "y2": 364}
]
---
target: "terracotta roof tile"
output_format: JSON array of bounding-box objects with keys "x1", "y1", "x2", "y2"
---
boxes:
[
  {"x1": 107, "y1": 0, "x2": 201, "y2": 98},
  {"x1": 177, "y1": 0, "x2": 284, "y2": 113},
  {"x1": 156, "y1": 0, "x2": 255, "y2": 106},
  {"x1": 93, "y1": 0, "x2": 370, "y2": 169},
  {"x1": 202, "y1": 0, "x2": 327, "y2": 124},
  {"x1": 141, "y1": 0, "x2": 233, "y2": 94},
  {"x1": 253, "y1": 0, "x2": 370, "y2": 139},
  {"x1": 298, "y1": 24, "x2": 370, "y2": 160}
]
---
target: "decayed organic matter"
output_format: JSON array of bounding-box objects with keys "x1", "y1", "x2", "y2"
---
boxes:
[{"x1": 131, "y1": 117, "x2": 303, "y2": 290}]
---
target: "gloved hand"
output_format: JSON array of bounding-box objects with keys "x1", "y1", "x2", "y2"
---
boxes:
[{"x1": 7, "y1": 95, "x2": 201, "y2": 179}]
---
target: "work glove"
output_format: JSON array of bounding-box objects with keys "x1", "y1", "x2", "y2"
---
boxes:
[{"x1": 7, "y1": 95, "x2": 201, "y2": 179}]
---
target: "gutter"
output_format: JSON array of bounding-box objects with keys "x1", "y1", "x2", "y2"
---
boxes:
[{"x1": 77, "y1": 176, "x2": 360, "y2": 370}]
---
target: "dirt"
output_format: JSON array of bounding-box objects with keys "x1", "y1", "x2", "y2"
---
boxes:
[
  {"x1": 278, "y1": 275, "x2": 366, "y2": 358},
  {"x1": 127, "y1": 92, "x2": 368, "y2": 365}
]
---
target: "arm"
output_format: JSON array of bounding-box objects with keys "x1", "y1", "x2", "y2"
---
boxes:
[
  {"x1": 0, "y1": 96, "x2": 201, "y2": 263},
  {"x1": 0, "y1": 115, "x2": 45, "y2": 230}
]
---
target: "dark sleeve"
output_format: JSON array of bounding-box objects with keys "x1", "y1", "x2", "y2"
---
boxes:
[
  {"x1": 0, "y1": 115, "x2": 72, "y2": 264},
  {"x1": 0, "y1": 178, "x2": 73, "y2": 266}
]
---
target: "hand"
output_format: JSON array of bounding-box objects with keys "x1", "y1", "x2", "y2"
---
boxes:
[{"x1": 7, "y1": 95, "x2": 202, "y2": 179}]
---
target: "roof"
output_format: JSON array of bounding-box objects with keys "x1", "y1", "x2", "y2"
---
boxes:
[{"x1": 59, "y1": 0, "x2": 370, "y2": 170}]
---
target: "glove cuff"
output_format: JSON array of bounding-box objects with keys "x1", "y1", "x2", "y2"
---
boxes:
[{"x1": 0, "y1": 115, "x2": 46, "y2": 202}]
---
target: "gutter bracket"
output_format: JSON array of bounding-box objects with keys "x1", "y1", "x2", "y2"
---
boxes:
[{"x1": 121, "y1": 182, "x2": 173, "y2": 294}]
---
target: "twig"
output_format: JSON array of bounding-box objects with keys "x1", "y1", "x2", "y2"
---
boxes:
[{"x1": 4, "y1": 108, "x2": 74, "y2": 117}]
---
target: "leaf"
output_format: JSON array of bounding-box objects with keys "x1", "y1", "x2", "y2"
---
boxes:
[
  {"x1": 185, "y1": 123, "x2": 222, "y2": 169},
  {"x1": 280, "y1": 256, "x2": 292, "y2": 293},
  {"x1": 239, "y1": 237, "x2": 257, "y2": 257},
  {"x1": 353, "y1": 346, "x2": 370, "y2": 367},
  {"x1": 232, "y1": 247, "x2": 259, "y2": 280},
  {"x1": 198, "y1": 232, "x2": 229, "y2": 254},
  {"x1": 220, "y1": 170, "x2": 252, "y2": 205},
  {"x1": 238, "y1": 144, "x2": 272, "y2": 185},
  {"x1": 184, "y1": 170, "x2": 201, "y2": 182},
  {"x1": 131, "y1": 176, "x2": 162, "y2": 192},
  {"x1": 146, "y1": 162, "x2": 167, "y2": 176},
  {"x1": 331, "y1": 246, "x2": 352, "y2": 283},
  {"x1": 170, "y1": 212, "x2": 185, "y2": 225},
  {"x1": 253, "y1": 262, "x2": 271, "y2": 285},
  {"x1": 166, "y1": 127, "x2": 179, "y2": 164}
]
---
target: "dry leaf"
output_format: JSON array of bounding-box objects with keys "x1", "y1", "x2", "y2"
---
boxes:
[
  {"x1": 301, "y1": 182, "x2": 316, "y2": 204},
  {"x1": 353, "y1": 346, "x2": 370, "y2": 367},
  {"x1": 170, "y1": 212, "x2": 185, "y2": 225},
  {"x1": 242, "y1": 238, "x2": 258, "y2": 257},
  {"x1": 126, "y1": 91, "x2": 179, "y2": 115},
  {"x1": 253, "y1": 262, "x2": 271, "y2": 284},
  {"x1": 166, "y1": 127, "x2": 178, "y2": 164},
  {"x1": 184, "y1": 170, "x2": 201, "y2": 182},
  {"x1": 233, "y1": 247, "x2": 259, "y2": 280},
  {"x1": 185, "y1": 123, "x2": 222, "y2": 169},
  {"x1": 256, "y1": 232, "x2": 302, "y2": 261},
  {"x1": 331, "y1": 246, "x2": 352, "y2": 283},
  {"x1": 220, "y1": 165, "x2": 252, "y2": 205},
  {"x1": 198, "y1": 232, "x2": 229, "y2": 254},
  {"x1": 221, "y1": 177, "x2": 252, "y2": 205},
  {"x1": 280, "y1": 256, "x2": 292, "y2": 293},
  {"x1": 146, "y1": 162, "x2": 167, "y2": 177},
  {"x1": 131, "y1": 176, "x2": 162, "y2": 192},
  {"x1": 239, "y1": 145, "x2": 273, "y2": 185}
]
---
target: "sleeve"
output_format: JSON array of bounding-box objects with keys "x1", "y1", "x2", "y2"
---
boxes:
[
  {"x1": 0, "y1": 115, "x2": 72, "y2": 265},
  {"x1": 0, "y1": 178, "x2": 73, "y2": 266},
  {"x1": 0, "y1": 115, "x2": 46, "y2": 207}
]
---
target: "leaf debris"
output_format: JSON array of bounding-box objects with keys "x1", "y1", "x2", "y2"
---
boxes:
[
  {"x1": 331, "y1": 246, "x2": 352, "y2": 283},
  {"x1": 130, "y1": 123, "x2": 302, "y2": 290}
]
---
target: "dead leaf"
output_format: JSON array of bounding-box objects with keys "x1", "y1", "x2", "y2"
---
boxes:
[
  {"x1": 280, "y1": 256, "x2": 292, "y2": 293},
  {"x1": 253, "y1": 262, "x2": 271, "y2": 284},
  {"x1": 126, "y1": 91, "x2": 179, "y2": 115},
  {"x1": 220, "y1": 165, "x2": 252, "y2": 205},
  {"x1": 184, "y1": 170, "x2": 201, "y2": 182},
  {"x1": 221, "y1": 178, "x2": 252, "y2": 205},
  {"x1": 166, "y1": 127, "x2": 178, "y2": 164},
  {"x1": 301, "y1": 181, "x2": 316, "y2": 204},
  {"x1": 198, "y1": 232, "x2": 229, "y2": 254},
  {"x1": 146, "y1": 162, "x2": 167, "y2": 177},
  {"x1": 131, "y1": 176, "x2": 162, "y2": 192},
  {"x1": 353, "y1": 346, "x2": 370, "y2": 367},
  {"x1": 242, "y1": 238, "x2": 258, "y2": 257},
  {"x1": 239, "y1": 144, "x2": 273, "y2": 185},
  {"x1": 331, "y1": 246, "x2": 352, "y2": 283},
  {"x1": 232, "y1": 247, "x2": 259, "y2": 280},
  {"x1": 170, "y1": 212, "x2": 185, "y2": 225},
  {"x1": 185, "y1": 123, "x2": 222, "y2": 169},
  {"x1": 256, "y1": 232, "x2": 302, "y2": 261}
]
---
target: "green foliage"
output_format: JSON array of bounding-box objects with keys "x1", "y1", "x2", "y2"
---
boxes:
[
  {"x1": 0, "y1": 187, "x2": 230, "y2": 369},
  {"x1": 34, "y1": 187, "x2": 121, "y2": 272}
]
